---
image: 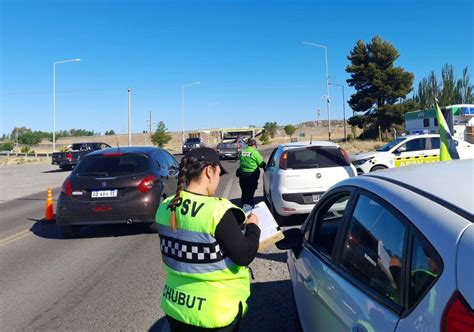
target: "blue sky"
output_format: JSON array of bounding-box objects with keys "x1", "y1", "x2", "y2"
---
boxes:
[{"x1": 1, "y1": 0, "x2": 473, "y2": 136}]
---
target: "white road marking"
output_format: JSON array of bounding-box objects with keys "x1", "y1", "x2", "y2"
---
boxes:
[{"x1": 222, "y1": 175, "x2": 234, "y2": 199}]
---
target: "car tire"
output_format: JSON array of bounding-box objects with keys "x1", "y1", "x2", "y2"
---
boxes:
[
  {"x1": 60, "y1": 225, "x2": 80, "y2": 238},
  {"x1": 371, "y1": 165, "x2": 388, "y2": 172}
]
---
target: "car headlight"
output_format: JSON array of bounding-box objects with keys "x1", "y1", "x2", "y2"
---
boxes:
[{"x1": 352, "y1": 157, "x2": 373, "y2": 166}]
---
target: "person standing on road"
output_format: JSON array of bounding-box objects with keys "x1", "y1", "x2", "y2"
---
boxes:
[
  {"x1": 238, "y1": 138, "x2": 266, "y2": 207},
  {"x1": 156, "y1": 147, "x2": 261, "y2": 332}
]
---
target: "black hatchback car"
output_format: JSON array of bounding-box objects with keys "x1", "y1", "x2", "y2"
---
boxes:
[{"x1": 56, "y1": 146, "x2": 179, "y2": 238}]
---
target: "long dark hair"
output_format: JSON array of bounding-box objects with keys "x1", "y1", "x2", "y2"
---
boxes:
[{"x1": 168, "y1": 155, "x2": 218, "y2": 231}]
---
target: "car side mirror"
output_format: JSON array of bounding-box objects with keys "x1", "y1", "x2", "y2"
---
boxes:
[
  {"x1": 396, "y1": 146, "x2": 406, "y2": 153},
  {"x1": 276, "y1": 228, "x2": 303, "y2": 256}
]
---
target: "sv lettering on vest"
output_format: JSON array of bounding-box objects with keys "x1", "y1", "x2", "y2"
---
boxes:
[
  {"x1": 163, "y1": 285, "x2": 207, "y2": 310},
  {"x1": 167, "y1": 198, "x2": 205, "y2": 217}
]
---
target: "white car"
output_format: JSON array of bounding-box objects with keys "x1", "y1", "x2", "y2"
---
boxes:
[
  {"x1": 263, "y1": 141, "x2": 357, "y2": 219},
  {"x1": 277, "y1": 159, "x2": 474, "y2": 332},
  {"x1": 351, "y1": 134, "x2": 474, "y2": 174}
]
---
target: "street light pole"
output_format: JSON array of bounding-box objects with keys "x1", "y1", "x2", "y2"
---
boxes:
[
  {"x1": 128, "y1": 88, "x2": 132, "y2": 146},
  {"x1": 329, "y1": 82, "x2": 347, "y2": 141},
  {"x1": 181, "y1": 81, "x2": 200, "y2": 142},
  {"x1": 52, "y1": 58, "x2": 81, "y2": 153},
  {"x1": 302, "y1": 41, "x2": 331, "y2": 140}
]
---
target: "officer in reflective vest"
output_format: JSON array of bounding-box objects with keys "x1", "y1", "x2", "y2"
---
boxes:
[
  {"x1": 156, "y1": 147, "x2": 261, "y2": 331},
  {"x1": 238, "y1": 138, "x2": 266, "y2": 207}
]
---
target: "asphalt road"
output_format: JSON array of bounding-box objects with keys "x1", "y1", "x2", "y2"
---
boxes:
[{"x1": 0, "y1": 149, "x2": 302, "y2": 331}]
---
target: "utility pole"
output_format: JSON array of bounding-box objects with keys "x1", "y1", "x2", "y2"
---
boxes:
[
  {"x1": 148, "y1": 111, "x2": 152, "y2": 134},
  {"x1": 128, "y1": 88, "x2": 132, "y2": 146},
  {"x1": 317, "y1": 108, "x2": 321, "y2": 127}
]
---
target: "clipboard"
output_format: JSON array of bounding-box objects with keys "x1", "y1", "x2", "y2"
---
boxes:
[{"x1": 244, "y1": 202, "x2": 285, "y2": 252}]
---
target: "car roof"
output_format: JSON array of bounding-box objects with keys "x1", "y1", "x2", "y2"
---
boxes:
[
  {"x1": 366, "y1": 159, "x2": 474, "y2": 219},
  {"x1": 86, "y1": 146, "x2": 161, "y2": 156},
  {"x1": 280, "y1": 141, "x2": 339, "y2": 149}
]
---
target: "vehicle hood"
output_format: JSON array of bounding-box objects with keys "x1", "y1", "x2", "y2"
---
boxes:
[{"x1": 350, "y1": 151, "x2": 384, "y2": 161}]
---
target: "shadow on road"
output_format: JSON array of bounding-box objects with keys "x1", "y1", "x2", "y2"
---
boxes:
[
  {"x1": 230, "y1": 195, "x2": 265, "y2": 209},
  {"x1": 29, "y1": 218, "x2": 152, "y2": 240},
  {"x1": 256, "y1": 251, "x2": 288, "y2": 264},
  {"x1": 42, "y1": 169, "x2": 71, "y2": 174},
  {"x1": 148, "y1": 317, "x2": 170, "y2": 332}
]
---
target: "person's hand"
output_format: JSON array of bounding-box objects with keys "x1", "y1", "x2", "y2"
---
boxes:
[{"x1": 246, "y1": 213, "x2": 259, "y2": 226}]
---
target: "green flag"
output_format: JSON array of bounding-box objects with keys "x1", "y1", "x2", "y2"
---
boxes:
[{"x1": 435, "y1": 100, "x2": 459, "y2": 161}]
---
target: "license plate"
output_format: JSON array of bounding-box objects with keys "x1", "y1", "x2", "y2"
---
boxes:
[
  {"x1": 312, "y1": 194, "x2": 321, "y2": 202},
  {"x1": 91, "y1": 190, "x2": 118, "y2": 198}
]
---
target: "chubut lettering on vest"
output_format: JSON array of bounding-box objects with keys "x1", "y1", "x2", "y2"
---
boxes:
[{"x1": 163, "y1": 285, "x2": 207, "y2": 311}]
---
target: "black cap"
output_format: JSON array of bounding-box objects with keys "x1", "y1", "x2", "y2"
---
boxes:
[{"x1": 187, "y1": 147, "x2": 228, "y2": 175}]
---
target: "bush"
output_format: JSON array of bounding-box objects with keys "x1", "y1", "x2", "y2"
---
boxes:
[
  {"x1": 0, "y1": 142, "x2": 14, "y2": 151},
  {"x1": 259, "y1": 132, "x2": 270, "y2": 145},
  {"x1": 20, "y1": 146, "x2": 33, "y2": 153}
]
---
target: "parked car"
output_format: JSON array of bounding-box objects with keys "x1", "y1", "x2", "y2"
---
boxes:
[
  {"x1": 351, "y1": 133, "x2": 473, "y2": 174},
  {"x1": 216, "y1": 136, "x2": 247, "y2": 159},
  {"x1": 263, "y1": 141, "x2": 356, "y2": 220},
  {"x1": 277, "y1": 159, "x2": 474, "y2": 332},
  {"x1": 56, "y1": 146, "x2": 179, "y2": 238},
  {"x1": 52, "y1": 142, "x2": 111, "y2": 170},
  {"x1": 182, "y1": 137, "x2": 206, "y2": 154}
]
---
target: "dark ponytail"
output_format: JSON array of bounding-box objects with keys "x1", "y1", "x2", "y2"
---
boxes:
[{"x1": 168, "y1": 155, "x2": 215, "y2": 231}]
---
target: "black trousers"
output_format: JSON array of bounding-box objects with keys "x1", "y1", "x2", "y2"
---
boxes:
[
  {"x1": 239, "y1": 170, "x2": 260, "y2": 207},
  {"x1": 166, "y1": 303, "x2": 242, "y2": 332}
]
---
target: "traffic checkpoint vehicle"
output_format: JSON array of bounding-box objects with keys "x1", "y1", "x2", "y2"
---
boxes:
[
  {"x1": 263, "y1": 141, "x2": 357, "y2": 221},
  {"x1": 52, "y1": 142, "x2": 111, "y2": 170},
  {"x1": 351, "y1": 133, "x2": 474, "y2": 175},
  {"x1": 56, "y1": 146, "x2": 179, "y2": 238},
  {"x1": 277, "y1": 159, "x2": 474, "y2": 332}
]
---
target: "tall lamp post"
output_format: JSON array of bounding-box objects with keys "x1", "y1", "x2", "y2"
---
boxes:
[
  {"x1": 127, "y1": 88, "x2": 132, "y2": 146},
  {"x1": 329, "y1": 82, "x2": 347, "y2": 141},
  {"x1": 181, "y1": 81, "x2": 200, "y2": 142},
  {"x1": 52, "y1": 58, "x2": 81, "y2": 152},
  {"x1": 302, "y1": 41, "x2": 331, "y2": 140}
]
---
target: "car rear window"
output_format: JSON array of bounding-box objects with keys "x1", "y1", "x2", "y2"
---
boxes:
[
  {"x1": 75, "y1": 153, "x2": 150, "y2": 176},
  {"x1": 286, "y1": 147, "x2": 349, "y2": 169}
]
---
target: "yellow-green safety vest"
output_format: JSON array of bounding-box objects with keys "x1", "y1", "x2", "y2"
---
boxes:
[{"x1": 156, "y1": 191, "x2": 250, "y2": 328}]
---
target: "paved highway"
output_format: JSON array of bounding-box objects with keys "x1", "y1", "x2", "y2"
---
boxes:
[{"x1": 0, "y1": 149, "x2": 301, "y2": 331}]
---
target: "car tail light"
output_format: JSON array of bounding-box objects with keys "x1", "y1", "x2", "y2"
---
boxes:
[
  {"x1": 65, "y1": 152, "x2": 72, "y2": 161},
  {"x1": 279, "y1": 152, "x2": 288, "y2": 170},
  {"x1": 62, "y1": 179, "x2": 73, "y2": 196},
  {"x1": 339, "y1": 147, "x2": 352, "y2": 165},
  {"x1": 103, "y1": 152, "x2": 124, "y2": 157},
  {"x1": 442, "y1": 291, "x2": 474, "y2": 332},
  {"x1": 138, "y1": 175, "x2": 157, "y2": 193}
]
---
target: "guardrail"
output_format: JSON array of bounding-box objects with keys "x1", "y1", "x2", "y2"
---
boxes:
[{"x1": 0, "y1": 152, "x2": 51, "y2": 157}]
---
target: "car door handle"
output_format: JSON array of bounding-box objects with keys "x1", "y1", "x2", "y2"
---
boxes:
[{"x1": 303, "y1": 276, "x2": 316, "y2": 294}]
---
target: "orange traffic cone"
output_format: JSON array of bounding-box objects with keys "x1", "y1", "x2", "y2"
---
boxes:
[{"x1": 44, "y1": 188, "x2": 54, "y2": 221}]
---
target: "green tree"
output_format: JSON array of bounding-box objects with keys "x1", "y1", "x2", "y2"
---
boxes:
[
  {"x1": 263, "y1": 122, "x2": 278, "y2": 138},
  {"x1": 0, "y1": 142, "x2": 14, "y2": 151},
  {"x1": 151, "y1": 121, "x2": 172, "y2": 147},
  {"x1": 284, "y1": 124, "x2": 296, "y2": 137},
  {"x1": 105, "y1": 130, "x2": 116, "y2": 135},
  {"x1": 259, "y1": 131, "x2": 270, "y2": 145},
  {"x1": 346, "y1": 36, "x2": 415, "y2": 138},
  {"x1": 413, "y1": 65, "x2": 474, "y2": 108}
]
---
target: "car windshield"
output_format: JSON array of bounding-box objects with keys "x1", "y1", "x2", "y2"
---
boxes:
[
  {"x1": 75, "y1": 153, "x2": 150, "y2": 176},
  {"x1": 376, "y1": 137, "x2": 407, "y2": 152},
  {"x1": 185, "y1": 138, "x2": 200, "y2": 143},
  {"x1": 286, "y1": 147, "x2": 349, "y2": 169}
]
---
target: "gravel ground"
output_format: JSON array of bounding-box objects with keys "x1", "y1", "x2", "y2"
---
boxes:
[{"x1": 0, "y1": 163, "x2": 70, "y2": 202}]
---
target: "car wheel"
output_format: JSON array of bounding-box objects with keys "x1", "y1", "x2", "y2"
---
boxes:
[
  {"x1": 371, "y1": 165, "x2": 388, "y2": 172},
  {"x1": 60, "y1": 225, "x2": 80, "y2": 238}
]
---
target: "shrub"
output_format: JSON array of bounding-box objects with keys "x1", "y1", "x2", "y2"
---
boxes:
[{"x1": 0, "y1": 142, "x2": 14, "y2": 151}]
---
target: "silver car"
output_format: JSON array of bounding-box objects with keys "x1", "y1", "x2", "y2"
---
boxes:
[{"x1": 278, "y1": 159, "x2": 474, "y2": 331}]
